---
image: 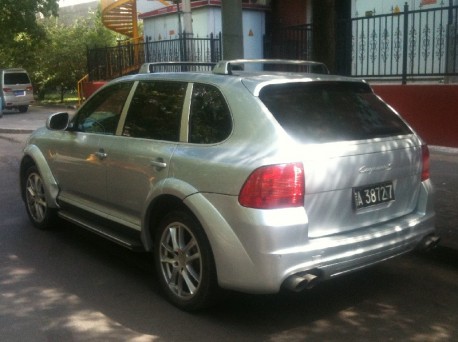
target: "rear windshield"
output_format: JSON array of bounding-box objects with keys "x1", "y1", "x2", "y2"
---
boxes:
[
  {"x1": 4, "y1": 72, "x2": 31, "y2": 85},
  {"x1": 259, "y1": 82, "x2": 412, "y2": 143}
]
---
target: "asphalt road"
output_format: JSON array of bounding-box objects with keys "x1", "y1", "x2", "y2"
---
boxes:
[{"x1": 1, "y1": 106, "x2": 457, "y2": 341}]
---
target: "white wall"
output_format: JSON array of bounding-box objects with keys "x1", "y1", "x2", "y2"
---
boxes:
[
  {"x1": 352, "y1": 0, "x2": 444, "y2": 17},
  {"x1": 243, "y1": 10, "x2": 266, "y2": 59},
  {"x1": 142, "y1": 6, "x2": 265, "y2": 59}
]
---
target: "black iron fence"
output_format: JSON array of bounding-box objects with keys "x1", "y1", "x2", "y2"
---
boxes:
[
  {"x1": 87, "y1": 5, "x2": 457, "y2": 84},
  {"x1": 345, "y1": 2, "x2": 458, "y2": 83},
  {"x1": 87, "y1": 33, "x2": 222, "y2": 81},
  {"x1": 264, "y1": 24, "x2": 313, "y2": 61}
]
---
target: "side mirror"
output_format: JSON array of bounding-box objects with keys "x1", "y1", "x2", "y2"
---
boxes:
[{"x1": 46, "y1": 112, "x2": 70, "y2": 131}]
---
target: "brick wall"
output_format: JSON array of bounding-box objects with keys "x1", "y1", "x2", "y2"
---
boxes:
[{"x1": 372, "y1": 84, "x2": 458, "y2": 148}]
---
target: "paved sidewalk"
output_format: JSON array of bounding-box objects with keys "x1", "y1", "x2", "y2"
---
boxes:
[
  {"x1": 0, "y1": 104, "x2": 75, "y2": 133},
  {"x1": 430, "y1": 146, "x2": 458, "y2": 251},
  {"x1": 1, "y1": 104, "x2": 457, "y2": 251}
]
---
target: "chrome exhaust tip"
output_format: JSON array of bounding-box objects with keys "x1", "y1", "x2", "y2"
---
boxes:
[
  {"x1": 418, "y1": 234, "x2": 441, "y2": 252},
  {"x1": 283, "y1": 273, "x2": 320, "y2": 292}
]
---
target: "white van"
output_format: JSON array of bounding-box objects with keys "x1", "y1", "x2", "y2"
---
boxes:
[{"x1": 1, "y1": 68, "x2": 34, "y2": 113}]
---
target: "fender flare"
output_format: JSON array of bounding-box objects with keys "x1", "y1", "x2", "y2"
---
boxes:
[{"x1": 21, "y1": 145, "x2": 60, "y2": 208}]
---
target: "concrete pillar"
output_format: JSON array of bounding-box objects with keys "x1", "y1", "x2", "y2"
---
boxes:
[
  {"x1": 221, "y1": 0, "x2": 244, "y2": 60},
  {"x1": 182, "y1": 0, "x2": 193, "y2": 36},
  {"x1": 312, "y1": 0, "x2": 336, "y2": 72}
]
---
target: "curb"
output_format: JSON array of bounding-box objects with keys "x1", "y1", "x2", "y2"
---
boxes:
[
  {"x1": 429, "y1": 145, "x2": 458, "y2": 154},
  {"x1": 0, "y1": 129, "x2": 35, "y2": 134}
]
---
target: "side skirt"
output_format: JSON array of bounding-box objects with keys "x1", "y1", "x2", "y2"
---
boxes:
[{"x1": 58, "y1": 205, "x2": 145, "y2": 252}]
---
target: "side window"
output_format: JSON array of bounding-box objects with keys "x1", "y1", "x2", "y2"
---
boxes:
[
  {"x1": 74, "y1": 82, "x2": 132, "y2": 135},
  {"x1": 122, "y1": 81, "x2": 186, "y2": 141},
  {"x1": 189, "y1": 84, "x2": 232, "y2": 144}
]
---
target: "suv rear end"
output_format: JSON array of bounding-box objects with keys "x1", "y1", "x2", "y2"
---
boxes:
[
  {"x1": 1, "y1": 68, "x2": 34, "y2": 113},
  {"x1": 183, "y1": 64, "x2": 437, "y2": 295}
]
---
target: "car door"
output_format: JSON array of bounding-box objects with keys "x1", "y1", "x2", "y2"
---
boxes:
[
  {"x1": 51, "y1": 81, "x2": 133, "y2": 211},
  {"x1": 104, "y1": 80, "x2": 188, "y2": 228}
]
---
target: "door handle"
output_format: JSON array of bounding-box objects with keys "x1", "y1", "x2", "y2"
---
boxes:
[
  {"x1": 150, "y1": 159, "x2": 167, "y2": 170},
  {"x1": 95, "y1": 149, "x2": 107, "y2": 160}
]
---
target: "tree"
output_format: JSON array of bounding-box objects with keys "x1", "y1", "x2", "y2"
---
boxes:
[
  {"x1": 0, "y1": 2, "x2": 131, "y2": 101},
  {"x1": 0, "y1": 0, "x2": 59, "y2": 48},
  {"x1": 33, "y1": 9, "x2": 119, "y2": 99}
]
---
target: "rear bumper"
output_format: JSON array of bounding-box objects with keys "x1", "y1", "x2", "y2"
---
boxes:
[
  {"x1": 277, "y1": 211, "x2": 436, "y2": 283},
  {"x1": 3, "y1": 95, "x2": 34, "y2": 108},
  {"x1": 235, "y1": 210, "x2": 435, "y2": 294},
  {"x1": 187, "y1": 190, "x2": 436, "y2": 294}
]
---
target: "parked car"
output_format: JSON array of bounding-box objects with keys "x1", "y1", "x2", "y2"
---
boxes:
[
  {"x1": 1, "y1": 68, "x2": 34, "y2": 113},
  {"x1": 20, "y1": 59, "x2": 438, "y2": 311}
]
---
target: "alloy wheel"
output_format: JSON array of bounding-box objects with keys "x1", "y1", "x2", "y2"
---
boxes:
[{"x1": 159, "y1": 221, "x2": 203, "y2": 300}]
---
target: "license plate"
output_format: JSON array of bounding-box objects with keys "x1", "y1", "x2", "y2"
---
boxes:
[
  {"x1": 353, "y1": 181, "x2": 395, "y2": 210},
  {"x1": 14, "y1": 90, "x2": 25, "y2": 96}
]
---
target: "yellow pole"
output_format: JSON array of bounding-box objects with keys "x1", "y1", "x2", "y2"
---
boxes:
[{"x1": 132, "y1": 0, "x2": 139, "y2": 41}]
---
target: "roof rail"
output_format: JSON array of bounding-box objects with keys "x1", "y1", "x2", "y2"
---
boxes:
[
  {"x1": 139, "y1": 62, "x2": 216, "y2": 74},
  {"x1": 212, "y1": 59, "x2": 329, "y2": 75}
]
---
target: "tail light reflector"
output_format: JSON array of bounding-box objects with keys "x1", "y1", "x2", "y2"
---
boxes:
[
  {"x1": 239, "y1": 163, "x2": 305, "y2": 209},
  {"x1": 421, "y1": 145, "x2": 430, "y2": 181}
]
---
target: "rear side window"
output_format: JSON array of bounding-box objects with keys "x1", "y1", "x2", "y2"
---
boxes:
[
  {"x1": 4, "y1": 72, "x2": 31, "y2": 85},
  {"x1": 123, "y1": 81, "x2": 186, "y2": 141},
  {"x1": 259, "y1": 82, "x2": 412, "y2": 143},
  {"x1": 189, "y1": 83, "x2": 232, "y2": 144}
]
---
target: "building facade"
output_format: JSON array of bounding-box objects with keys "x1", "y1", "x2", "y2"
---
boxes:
[
  {"x1": 140, "y1": 1, "x2": 269, "y2": 59},
  {"x1": 349, "y1": 0, "x2": 457, "y2": 80}
]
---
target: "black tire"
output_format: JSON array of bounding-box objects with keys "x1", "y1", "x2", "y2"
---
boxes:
[
  {"x1": 154, "y1": 210, "x2": 219, "y2": 311},
  {"x1": 23, "y1": 165, "x2": 57, "y2": 230},
  {"x1": 18, "y1": 105, "x2": 28, "y2": 113}
]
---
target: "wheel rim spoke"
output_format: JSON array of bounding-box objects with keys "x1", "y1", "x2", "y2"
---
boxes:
[
  {"x1": 180, "y1": 268, "x2": 197, "y2": 294},
  {"x1": 159, "y1": 221, "x2": 203, "y2": 300},
  {"x1": 26, "y1": 173, "x2": 47, "y2": 222}
]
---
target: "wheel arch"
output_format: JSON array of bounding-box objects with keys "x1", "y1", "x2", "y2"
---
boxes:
[
  {"x1": 142, "y1": 194, "x2": 187, "y2": 251},
  {"x1": 20, "y1": 145, "x2": 59, "y2": 208},
  {"x1": 142, "y1": 188, "x2": 256, "y2": 291}
]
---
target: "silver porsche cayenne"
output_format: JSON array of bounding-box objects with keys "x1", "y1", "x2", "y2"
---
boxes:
[{"x1": 20, "y1": 60, "x2": 438, "y2": 311}]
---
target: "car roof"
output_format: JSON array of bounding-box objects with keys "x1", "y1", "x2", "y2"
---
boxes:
[
  {"x1": 1, "y1": 68, "x2": 28, "y2": 72},
  {"x1": 116, "y1": 70, "x2": 365, "y2": 96},
  {"x1": 112, "y1": 59, "x2": 368, "y2": 96}
]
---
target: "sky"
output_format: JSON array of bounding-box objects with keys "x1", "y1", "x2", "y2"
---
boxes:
[
  {"x1": 59, "y1": 0, "x2": 98, "y2": 7},
  {"x1": 58, "y1": 0, "x2": 165, "y2": 12}
]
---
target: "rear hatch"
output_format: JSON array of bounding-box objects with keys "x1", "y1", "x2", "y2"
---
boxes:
[
  {"x1": 3, "y1": 70, "x2": 33, "y2": 103},
  {"x1": 258, "y1": 81, "x2": 424, "y2": 238}
]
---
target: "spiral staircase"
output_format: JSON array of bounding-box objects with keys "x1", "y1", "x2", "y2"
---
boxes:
[
  {"x1": 100, "y1": 0, "x2": 174, "y2": 38},
  {"x1": 78, "y1": 1, "x2": 173, "y2": 104},
  {"x1": 101, "y1": 0, "x2": 139, "y2": 39}
]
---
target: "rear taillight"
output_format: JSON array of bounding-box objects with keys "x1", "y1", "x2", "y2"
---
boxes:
[
  {"x1": 3, "y1": 88, "x2": 12, "y2": 92},
  {"x1": 26, "y1": 86, "x2": 33, "y2": 92},
  {"x1": 239, "y1": 163, "x2": 305, "y2": 209},
  {"x1": 421, "y1": 145, "x2": 430, "y2": 181}
]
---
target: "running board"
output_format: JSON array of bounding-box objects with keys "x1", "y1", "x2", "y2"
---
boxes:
[{"x1": 58, "y1": 211, "x2": 145, "y2": 251}]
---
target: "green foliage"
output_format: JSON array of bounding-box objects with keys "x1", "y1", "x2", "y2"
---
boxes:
[
  {"x1": 0, "y1": 4, "x2": 119, "y2": 98},
  {"x1": 39, "y1": 91, "x2": 79, "y2": 105},
  {"x1": 0, "y1": 0, "x2": 58, "y2": 48}
]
